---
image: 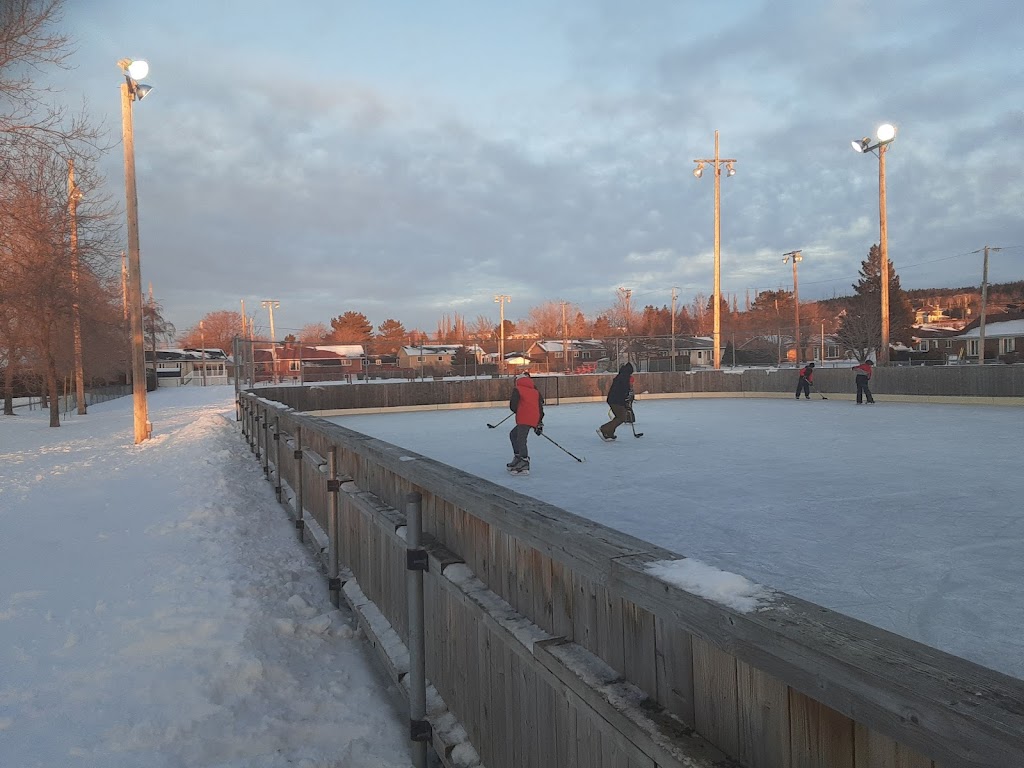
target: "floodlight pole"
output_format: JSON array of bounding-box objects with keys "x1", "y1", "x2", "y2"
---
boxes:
[
  {"x1": 783, "y1": 251, "x2": 803, "y2": 362},
  {"x1": 121, "y1": 75, "x2": 150, "y2": 443},
  {"x1": 693, "y1": 130, "x2": 736, "y2": 369}
]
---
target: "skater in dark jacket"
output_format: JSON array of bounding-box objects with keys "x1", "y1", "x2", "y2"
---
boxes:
[
  {"x1": 508, "y1": 373, "x2": 544, "y2": 473},
  {"x1": 853, "y1": 359, "x2": 875, "y2": 403},
  {"x1": 795, "y1": 362, "x2": 815, "y2": 399},
  {"x1": 598, "y1": 362, "x2": 634, "y2": 440}
]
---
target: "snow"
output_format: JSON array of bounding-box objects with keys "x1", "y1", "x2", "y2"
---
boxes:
[
  {"x1": 334, "y1": 395, "x2": 1024, "y2": 682},
  {"x1": 0, "y1": 386, "x2": 413, "y2": 768},
  {"x1": 4, "y1": 384, "x2": 1022, "y2": 768}
]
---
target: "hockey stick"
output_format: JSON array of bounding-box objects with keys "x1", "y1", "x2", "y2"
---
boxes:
[
  {"x1": 540, "y1": 432, "x2": 585, "y2": 462},
  {"x1": 487, "y1": 412, "x2": 514, "y2": 429},
  {"x1": 627, "y1": 405, "x2": 643, "y2": 437}
]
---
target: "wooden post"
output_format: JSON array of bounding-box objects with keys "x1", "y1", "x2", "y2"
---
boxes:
[
  {"x1": 273, "y1": 415, "x2": 281, "y2": 501},
  {"x1": 294, "y1": 425, "x2": 304, "y2": 542}
]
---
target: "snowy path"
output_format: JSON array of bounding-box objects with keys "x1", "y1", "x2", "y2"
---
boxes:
[{"x1": 0, "y1": 387, "x2": 412, "y2": 768}]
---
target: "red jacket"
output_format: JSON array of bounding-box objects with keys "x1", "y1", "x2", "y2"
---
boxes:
[
  {"x1": 799, "y1": 366, "x2": 814, "y2": 383},
  {"x1": 853, "y1": 363, "x2": 873, "y2": 379},
  {"x1": 510, "y1": 376, "x2": 544, "y2": 427}
]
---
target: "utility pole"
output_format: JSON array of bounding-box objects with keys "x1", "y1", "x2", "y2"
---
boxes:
[
  {"x1": 121, "y1": 252, "x2": 131, "y2": 390},
  {"x1": 200, "y1": 320, "x2": 207, "y2": 386},
  {"x1": 560, "y1": 301, "x2": 570, "y2": 373},
  {"x1": 67, "y1": 160, "x2": 86, "y2": 415},
  {"x1": 240, "y1": 298, "x2": 247, "y2": 338},
  {"x1": 977, "y1": 245, "x2": 1002, "y2": 365},
  {"x1": 693, "y1": 130, "x2": 737, "y2": 369},
  {"x1": 147, "y1": 283, "x2": 157, "y2": 387},
  {"x1": 670, "y1": 287, "x2": 678, "y2": 372},
  {"x1": 783, "y1": 251, "x2": 803, "y2": 362},
  {"x1": 618, "y1": 287, "x2": 632, "y2": 366},
  {"x1": 494, "y1": 294, "x2": 510, "y2": 374}
]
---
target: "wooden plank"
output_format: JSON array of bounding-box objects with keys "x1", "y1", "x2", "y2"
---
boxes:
[
  {"x1": 515, "y1": 538, "x2": 533, "y2": 622},
  {"x1": 736, "y1": 658, "x2": 790, "y2": 768},
  {"x1": 855, "y1": 724, "x2": 935, "y2": 768},
  {"x1": 535, "y1": 665, "x2": 558, "y2": 767},
  {"x1": 692, "y1": 636, "x2": 740, "y2": 761},
  {"x1": 622, "y1": 602, "x2": 657, "y2": 700},
  {"x1": 609, "y1": 554, "x2": 1024, "y2": 768},
  {"x1": 654, "y1": 614, "x2": 695, "y2": 727},
  {"x1": 790, "y1": 689, "x2": 855, "y2": 768},
  {"x1": 555, "y1": 684, "x2": 579, "y2": 768},
  {"x1": 476, "y1": 618, "x2": 493, "y2": 764},
  {"x1": 533, "y1": 548, "x2": 554, "y2": 635},
  {"x1": 551, "y1": 558, "x2": 574, "y2": 640},
  {"x1": 572, "y1": 570, "x2": 598, "y2": 655}
]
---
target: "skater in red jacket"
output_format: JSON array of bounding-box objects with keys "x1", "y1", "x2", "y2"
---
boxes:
[
  {"x1": 795, "y1": 362, "x2": 815, "y2": 400},
  {"x1": 507, "y1": 373, "x2": 544, "y2": 474},
  {"x1": 853, "y1": 359, "x2": 875, "y2": 404}
]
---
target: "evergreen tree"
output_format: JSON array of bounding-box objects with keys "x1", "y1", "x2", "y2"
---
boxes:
[
  {"x1": 328, "y1": 311, "x2": 373, "y2": 344},
  {"x1": 850, "y1": 243, "x2": 915, "y2": 348}
]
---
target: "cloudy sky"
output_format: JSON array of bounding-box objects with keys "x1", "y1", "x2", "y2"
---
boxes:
[{"x1": 55, "y1": 0, "x2": 1024, "y2": 338}]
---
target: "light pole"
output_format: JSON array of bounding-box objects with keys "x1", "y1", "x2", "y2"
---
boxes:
[
  {"x1": 119, "y1": 58, "x2": 153, "y2": 443},
  {"x1": 200, "y1": 321, "x2": 207, "y2": 386},
  {"x1": 782, "y1": 250, "x2": 803, "y2": 362},
  {"x1": 693, "y1": 130, "x2": 736, "y2": 369},
  {"x1": 261, "y1": 300, "x2": 280, "y2": 383},
  {"x1": 852, "y1": 123, "x2": 896, "y2": 364},
  {"x1": 494, "y1": 294, "x2": 510, "y2": 375},
  {"x1": 670, "y1": 287, "x2": 678, "y2": 372}
]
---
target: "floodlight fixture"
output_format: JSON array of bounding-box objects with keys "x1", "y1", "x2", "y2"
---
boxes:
[{"x1": 127, "y1": 59, "x2": 149, "y2": 79}]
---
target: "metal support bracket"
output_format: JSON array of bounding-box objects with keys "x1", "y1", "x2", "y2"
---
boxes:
[
  {"x1": 410, "y1": 718, "x2": 432, "y2": 743},
  {"x1": 328, "y1": 577, "x2": 342, "y2": 591},
  {"x1": 272, "y1": 432, "x2": 279, "y2": 441},
  {"x1": 406, "y1": 549, "x2": 429, "y2": 572},
  {"x1": 293, "y1": 449, "x2": 302, "y2": 460},
  {"x1": 326, "y1": 479, "x2": 341, "y2": 492},
  {"x1": 294, "y1": 519, "x2": 305, "y2": 531}
]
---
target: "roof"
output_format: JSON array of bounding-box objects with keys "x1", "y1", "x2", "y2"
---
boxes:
[
  {"x1": 400, "y1": 344, "x2": 464, "y2": 355},
  {"x1": 959, "y1": 318, "x2": 1024, "y2": 338},
  {"x1": 531, "y1": 339, "x2": 607, "y2": 353}
]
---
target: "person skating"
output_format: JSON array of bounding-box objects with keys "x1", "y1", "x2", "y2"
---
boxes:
[
  {"x1": 507, "y1": 372, "x2": 544, "y2": 474},
  {"x1": 795, "y1": 362, "x2": 815, "y2": 400},
  {"x1": 853, "y1": 359, "x2": 875, "y2": 404},
  {"x1": 598, "y1": 362, "x2": 634, "y2": 441}
]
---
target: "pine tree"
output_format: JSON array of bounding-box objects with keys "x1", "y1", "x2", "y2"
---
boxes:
[{"x1": 850, "y1": 244, "x2": 915, "y2": 348}]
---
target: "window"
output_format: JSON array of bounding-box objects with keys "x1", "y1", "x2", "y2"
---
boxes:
[
  {"x1": 555, "y1": 352, "x2": 563, "y2": 359},
  {"x1": 581, "y1": 351, "x2": 591, "y2": 360},
  {"x1": 437, "y1": 356, "x2": 444, "y2": 362},
  {"x1": 918, "y1": 340, "x2": 930, "y2": 352},
  {"x1": 288, "y1": 361, "x2": 300, "y2": 372},
  {"x1": 827, "y1": 345, "x2": 840, "y2": 358},
  {"x1": 944, "y1": 339, "x2": 953, "y2": 348},
  {"x1": 1001, "y1": 338, "x2": 1016, "y2": 354},
  {"x1": 341, "y1": 359, "x2": 351, "y2": 366},
  {"x1": 968, "y1": 340, "x2": 979, "y2": 356},
  {"x1": 375, "y1": 359, "x2": 382, "y2": 366}
]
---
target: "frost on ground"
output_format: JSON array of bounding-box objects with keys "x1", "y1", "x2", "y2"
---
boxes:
[{"x1": 0, "y1": 387, "x2": 413, "y2": 768}]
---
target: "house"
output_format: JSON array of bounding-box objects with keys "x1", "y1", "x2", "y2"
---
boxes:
[
  {"x1": 910, "y1": 326, "x2": 962, "y2": 362},
  {"x1": 398, "y1": 344, "x2": 466, "y2": 374},
  {"x1": 148, "y1": 348, "x2": 230, "y2": 386},
  {"x1": 524, "y1": 339, "x2": 607, "y2": 372},
  {"x1": 251, "y1": 344, "x2": 367, "y2": 383},
  {"x1": 953, "y1": 311, "x2": 1024, "y2": 363}
]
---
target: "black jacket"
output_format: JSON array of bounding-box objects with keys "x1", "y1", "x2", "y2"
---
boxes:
[{"x1": 606, "y1": 363, "x2": 634, "y2": 406}]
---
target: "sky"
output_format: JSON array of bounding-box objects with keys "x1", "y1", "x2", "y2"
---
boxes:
[
  {"x1": 2, "y1": 385, "x2": 1022, "y2": 767},
  {"x1": 49, "y1": 0, "x2": 1024, "y2": 338}
]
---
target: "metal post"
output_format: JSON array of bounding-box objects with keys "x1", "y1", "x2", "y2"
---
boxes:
[
  {"x1": 405, "y1": 491, "x2": 429, "y2": 767},
  {"x1": 233, "y1": 337, "x2": 241, "y2": 420},
  {"x1": 294, "y1": 425, "x2": 304, "y2": 541},
  {"x1": 326, "y1": 447, "x2": 341, "y2": 608},
  {"x1": 273, "y1": 415, "x2": 281, "y2": 501},
  {"x1": 261, "y1": 406, "x2": 270, "y2": 477}
]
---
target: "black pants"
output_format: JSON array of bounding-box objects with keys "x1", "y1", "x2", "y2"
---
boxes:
[
  {"x1": 509, "y1": 424, "x2": 532, "y2": 459},
  {"x1": 795, "y1": 379, "x2": 810, "y2": 399},
  {"x1": 856, "y1": 375, "x2": 874, "y2": 403}
]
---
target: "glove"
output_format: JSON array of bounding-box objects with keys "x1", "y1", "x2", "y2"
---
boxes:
[{"x1": 534, "y1": 424, "x2": 543, "y2": 436}]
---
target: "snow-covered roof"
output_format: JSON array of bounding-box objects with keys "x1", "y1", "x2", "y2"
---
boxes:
[
  {"x1": 532, "y1": 339, "x2": 606, "y2": 353},
  {"x1": 959, "y1": 319, "x2": 1024, "y2": 338},
  {"x1": 400, "y1": 344, "x2": 464, "y2": 355},
  {"x1": 312, "y1": 344, "x2": 364, "y2": 357}
]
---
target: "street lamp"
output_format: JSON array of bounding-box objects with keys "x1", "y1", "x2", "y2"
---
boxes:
[
  {"x1": 494, "y1": 294, "x2": 510, "y2": 375},
  {"x1": 851, "y1": 122, "x2": 896, "y2": 364},
  {"x1": 119, "y1": 57, "x2": 153, "y2": 443},
  {"x1": 782, "y1": 250, "x2": 803, "y2": 362},
  {"x1": 693, "y1": 130, "x2": 737, "y2": 369}
]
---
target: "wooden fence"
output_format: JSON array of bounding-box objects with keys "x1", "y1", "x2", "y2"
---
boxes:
[
  {"x1": 251, "y1": 364, "x2": 1024, "y2": 414},
  {"x1": 237, "y1": 389, "x2": 1024, "y2": 768}
]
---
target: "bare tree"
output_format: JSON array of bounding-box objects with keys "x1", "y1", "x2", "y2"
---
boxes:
[
  {"x1": 179, "y1": 310, "x2": 243, "y2": 354},
  {"x1": 835, "y1": 304, "x2": 881, "y2": 362},
  {"x1": 298, "y1": 322, "x2": 329, "y2": 344}
]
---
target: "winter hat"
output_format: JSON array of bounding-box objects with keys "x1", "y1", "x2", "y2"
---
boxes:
[
  {"x1": 806, "y1": 362, "x2": 815, "y2": 368},
  {"x1": 865, "y1": 359, "x2": 873, "y2": 365}
]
